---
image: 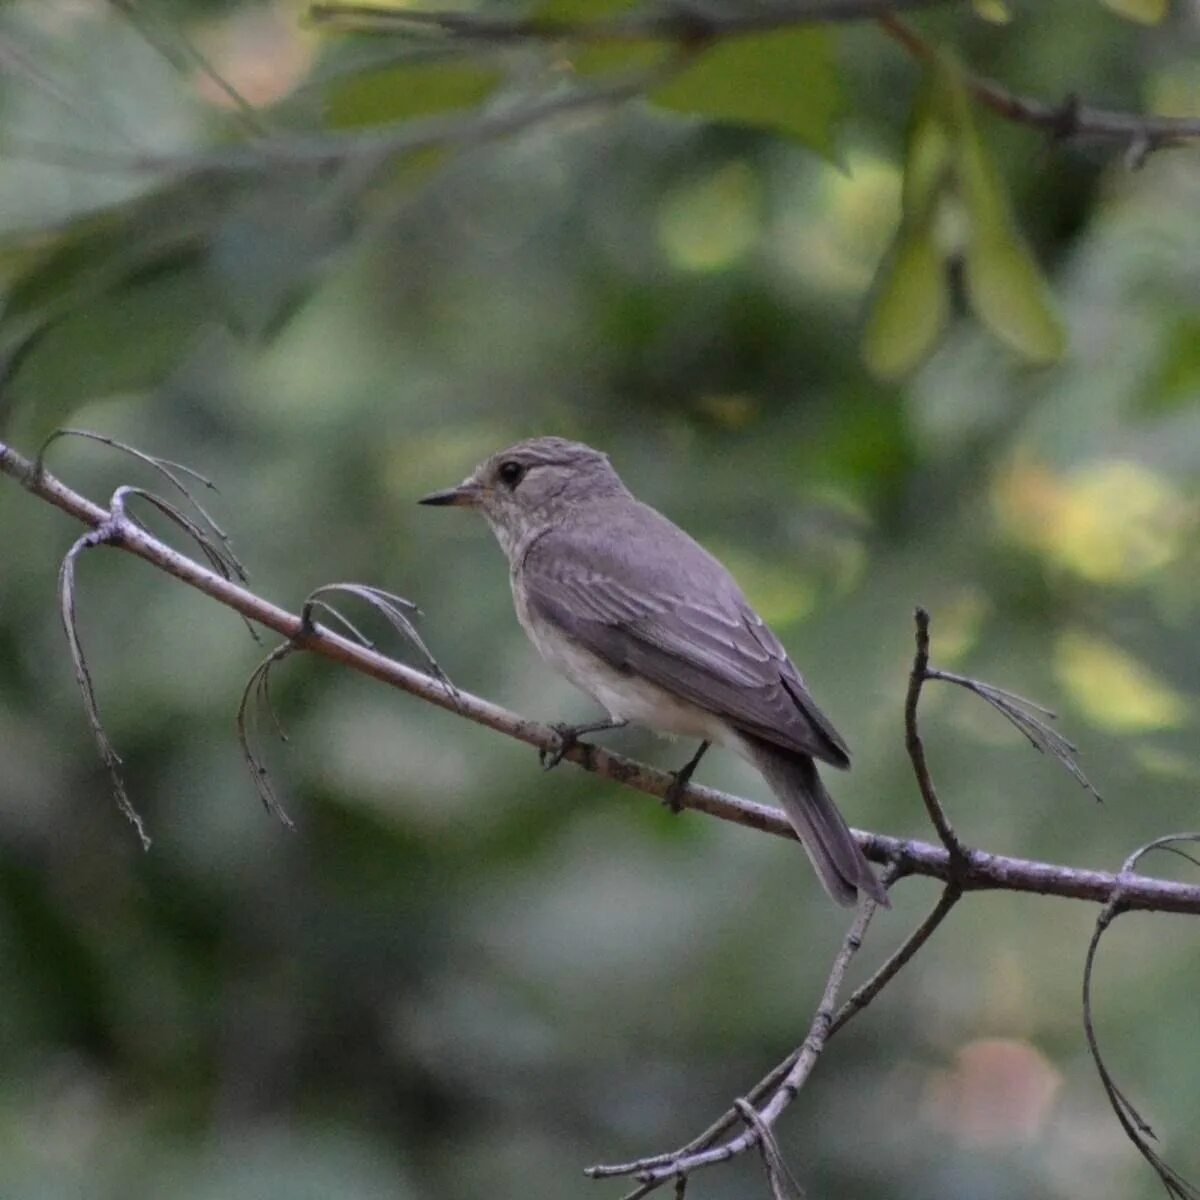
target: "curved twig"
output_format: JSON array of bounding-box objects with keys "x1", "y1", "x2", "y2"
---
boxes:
[{"x1": 1082, "y1": 835, "x2": 1200, "y2": 1200}]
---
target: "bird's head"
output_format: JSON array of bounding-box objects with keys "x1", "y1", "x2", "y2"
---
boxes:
[{"x1": 419, "y1": 436, "x2": 627, "y2": 553}]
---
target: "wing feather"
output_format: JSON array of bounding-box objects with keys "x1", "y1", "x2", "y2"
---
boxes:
[{"x1": 521, "y1": 512, "x2": 850, "y2": 767}]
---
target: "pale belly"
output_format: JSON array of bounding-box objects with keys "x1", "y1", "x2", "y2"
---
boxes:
[{"x1": 513, "y1": 579, "x2": 734, "y2": 748}]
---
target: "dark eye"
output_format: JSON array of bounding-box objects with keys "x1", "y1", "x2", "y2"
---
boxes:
[{"x1": 497, "y1": 460, "x2": 526, "y2": 489}]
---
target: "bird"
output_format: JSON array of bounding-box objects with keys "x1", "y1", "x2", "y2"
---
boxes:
[{"x1": 419, "y1": 436, "x2": 887, "y2": 907}]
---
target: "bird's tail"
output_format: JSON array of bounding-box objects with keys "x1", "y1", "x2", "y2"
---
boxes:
[{"x1": 740, "y1": 736, "x2": 889, "y2": 908}]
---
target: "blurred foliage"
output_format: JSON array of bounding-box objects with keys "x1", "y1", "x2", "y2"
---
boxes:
[{"x1": 0, "y1": 1, "x2": 1198, "y2": 1199}]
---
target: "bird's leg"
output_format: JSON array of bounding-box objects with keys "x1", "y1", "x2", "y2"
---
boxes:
[
  {"x1": 663, "y1": 740, "x2": 710, "y2": 813},
  {"x1": 539, "y1": 718, "x2": 628, "y2": 770}
]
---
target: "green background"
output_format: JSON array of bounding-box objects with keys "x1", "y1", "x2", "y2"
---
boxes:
[{"x1": 0, "y1": 2, "x2": 1198, "y2": 1197}]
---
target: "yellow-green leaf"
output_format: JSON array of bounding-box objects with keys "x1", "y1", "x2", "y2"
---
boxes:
[
  {"x1": 325, "y1": 62, "x2": 500, "y2": 129},
  {"x1": 901, "y1": 74, "x2": 954, "y2": 222},
  {"x1": 1100, "y1": 0, "x2": 1168, "y2": 23},
  {"x1": 861, "y1": 224, "x2": 948, "y2": 380},
  {"x1": 570, "y1": 40, "x2": 672, "y2": 78},
  {"x1": 652, "y1": 29, "x2": 842, "y2": 160},
  {"x1": 965, "y1": 228, "x2": 1065, "y2": 363},
  {"x1": 535, "y1": 0, "x2": 638, "y2": 16},
  {"x1": 972, "y1": 0, "x2": 1013, "y2": 22}
]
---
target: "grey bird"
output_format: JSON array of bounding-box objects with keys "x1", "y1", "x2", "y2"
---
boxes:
[{"x1": 420, "y1": 436, "x2": 887, "y2": 907}]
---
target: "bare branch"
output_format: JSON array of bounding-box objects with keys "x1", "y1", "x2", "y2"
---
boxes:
[
  {"x1": 3, "y1": 437, "x2": 1200, "y2": 915},
  {"x1": 308, "y1": 0, "x2": 957, "y2": 41},
  {"x1": 906, "y1": 607, "x2": 969, "y2": 866},
  {"x1": 38, "y1": 428, "x2": 247, "y2": 582},
  {"x1": 236, "y1": 641, "x2": 298, "y2": 828},
  {"x1": 1083, "y1": 835, "x2": 1200, "y2": 1200},
  {"x1": 928, "y1": 667, "x2": 1100, "y2": 799},
  {"x1": 877, "y1": 12, "x2": 1200, "y2": 158},
  {"x1": 57, "y1": 520, "x2": 151, "y2": 849},
  {"x1": 829, "y1": 878, "x2": 961, "y2": 1034},
  {"x1": 104, "y1": 0, "x2": 267, "y2": 137},
  {"x1": 610, "y1": 889, "x2": 884, "y2": 1193}
]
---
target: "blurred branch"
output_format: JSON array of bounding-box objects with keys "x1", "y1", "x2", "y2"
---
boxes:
[
  {"x1": 877, "y1": 13, "x2": 1200, "y2": 163},
  {"x1": 1, "y1": 65, "x2": 669, "y2": 176},
  {"x1": 312, "y1": 1, "x2": 1200, "y2": 165},
  {"x1": 2, "y1": 438, "x2": 1200, "y2": 917},
  {"x1": 308, "y1": 0, "x2": 956, "y2": 40}
]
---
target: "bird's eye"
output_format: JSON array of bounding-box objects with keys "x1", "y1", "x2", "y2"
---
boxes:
[{"x1": 497, "y1": 460, "x2": 526, "y2": 489}]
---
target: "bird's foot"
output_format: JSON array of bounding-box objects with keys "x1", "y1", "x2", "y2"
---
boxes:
[
  {"x1": 539, "y1": 723, "x2": 579, "y2": 771},
  {"x1": 538, "y1": 719, "x2": 627, "y2": 771},
  {"x1": 662, "y1": 740, "x2": 710, "y2": 814}
]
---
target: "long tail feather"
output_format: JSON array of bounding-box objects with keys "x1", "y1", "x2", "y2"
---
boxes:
[{"x1": 740, "y1": 736, "x2": 889, "y2": 908}]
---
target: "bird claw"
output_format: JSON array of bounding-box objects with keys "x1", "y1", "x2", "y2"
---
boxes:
[
  {"x1": 539, "y1": 723, "x2": 576, "y2": 771},
  {"x1": 662, "y1": 778, "x2": 686, "y2": 814}
]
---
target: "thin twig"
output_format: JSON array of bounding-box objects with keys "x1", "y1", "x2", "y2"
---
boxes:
[
  {"x1": 104, "y1": 0, "x2": 268, "y2": 137},
  {"x1": 0, "y1": 63, "x2": 671, "y2": 177},
  {"x1": 235, "y1": 642, "x2": 298, "y2": 827},
  {"x1": 625, "y1": 892, "x2": 883, "y2": 1191},
  {"x1": 830, "y1": 877, "x2": 962, "y2": 1034},
  {"x1": 1082, "y1": 835, "x2": 1200, "y2": 1200},
  {"x1": 928, "y1": 667, "x2": 1100, "y2": 799},
  {"x1": 906, "y1": 607, "x2": 970, "y2": 868},
  {"x1": 308, "y1": 0, "x2": 958, "y2": 41},
  {"x1": 3, "y1": 438, "x2": 1200, "y2": 913},
  {"x1": 57, "y1": 520, "x2": 151, "y2": 848},
  {"x1": 877, "y1": 12, "x2": 1200, "y2": 158}
]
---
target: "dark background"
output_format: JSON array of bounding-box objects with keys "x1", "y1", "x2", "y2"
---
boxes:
[{"x1": 0, "y1": 2, "x2": 1198, "y2": 1197}]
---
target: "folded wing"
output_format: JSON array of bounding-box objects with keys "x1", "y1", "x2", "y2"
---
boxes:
[{"x1": 521, "y1": 513, "x2": 850, "y2": 768}]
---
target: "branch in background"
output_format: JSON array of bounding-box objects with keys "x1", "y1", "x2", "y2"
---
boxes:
[
  {"x1": 2, "y1": 435, "x2": 1200, "y2": 916},
  {"x1": 307, "y1": 0, "x2": 957, "y2": 40},
  {"x1": 309, "y1": 1, "x2": 1200, "y2": 159},
  {"x1": 876, "y1": 13, "x2": 1200, "y2": 162},
  {"x1": 1, "y1": 63, "x2": 670, "y2": 176}
]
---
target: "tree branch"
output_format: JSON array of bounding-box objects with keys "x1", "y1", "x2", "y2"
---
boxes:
[
  {"x1": 876, "y1": 12, "x2": 1200, "y2": 158},
  {"x1": 3, "y1": 436, "x2": 1200, "y2": 916},
  {"x1": 307, "y1": 0, "x2": 957, "y2": 41}
]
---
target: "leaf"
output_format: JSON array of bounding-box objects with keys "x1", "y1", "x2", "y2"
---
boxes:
[
  {"x1": 1099, "y1": 0, "x2": 1168, "y2": 23},
  {"x1": 651, "y1": 29, "x2": 842, "y2": 160},
  {"x1": 937, "y1": 56, "x2": 1066, "y2": 363},
  {"x1": 901, "y1": 73, "x2": 954, "y2": 223},
  {"x1": 6, "y1": 259, "x2": 209, "y2": 442},
  {"x1": 534, "y1": 0, "x2": 638, "y2": 16},
  {"x1": 964, "y1": 228, "x2": 1066, "y2": 363},
  {"x1": 861, "y1": 223, "x2": 948, "y2": 380},
  {"x1": 972, "y1": 0, "x2": 1014, "y2": 21},
  {"x1": 324, "y1": 61, "x2": 501, "y2": 129}
]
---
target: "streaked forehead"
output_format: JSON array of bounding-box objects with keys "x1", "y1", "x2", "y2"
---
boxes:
[{"x1": 485, "y1": 437, "x2": 608, "y2": 470}]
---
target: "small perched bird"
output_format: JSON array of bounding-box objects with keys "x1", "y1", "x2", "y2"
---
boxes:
[{"x1": 420, "y1": 436, "x2": 887, "y2": 907}]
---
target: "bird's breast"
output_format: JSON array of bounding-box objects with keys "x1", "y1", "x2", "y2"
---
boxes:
[{"x1": 510, "y1": 569, "x2": 731, "y2": 745}]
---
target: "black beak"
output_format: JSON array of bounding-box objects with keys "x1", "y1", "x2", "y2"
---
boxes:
[{"x1": 418, "y1": 483, "x2": 478, "y2": 507}]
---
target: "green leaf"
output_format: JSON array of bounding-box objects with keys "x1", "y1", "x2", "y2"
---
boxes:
[
  {"x1": 1100, "y1": 0, "x2": 1168, "y2": 23},
  {"x1": 901, "y1": 74, "x2": 954, "y2": 222},
  {"x1": 965, "y1": 228, "x2": 1065, "y2": 363},
  {"x1": 651, "y1": 29, "x2": 842, "y2": 160},
  {"x1": 534, "y1": 0, "x2": 638, "y2": 16},
  {"x1": 972, "y1": 0, "x2": 1014, "y2": 22},
  {"x1": 861, "y1": 223, "x2": 948, "y2": 380},
  {"x1": 325, "y1": 61, "x2": 500, "y2": 129},
  {"x1": 5, "y1": 259, "x2": 209, "y2": 442}
]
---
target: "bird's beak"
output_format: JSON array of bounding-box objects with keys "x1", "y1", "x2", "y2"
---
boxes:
[{"x1": 418, "y1": 480, "x2": 481, "y2": 508}]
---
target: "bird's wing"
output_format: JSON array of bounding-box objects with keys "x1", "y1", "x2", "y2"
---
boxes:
[{"x1": 520, "y1": 515, "x2": 850, "y2": 767}]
